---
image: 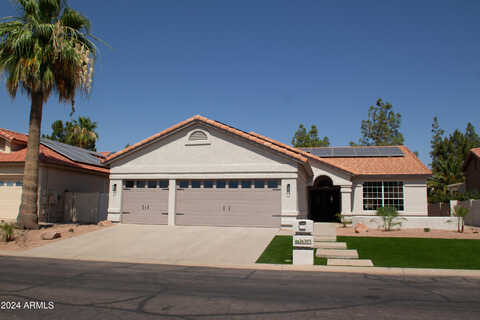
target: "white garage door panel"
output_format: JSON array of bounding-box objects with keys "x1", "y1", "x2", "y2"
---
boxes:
[
  {"x1": 176, "y1": 187, "x2": 281, "y2": 227},
  {"x1": 122, "y1": 189, "x2": 168, "y2": 225},
  {"x1": 0, "y1": 187, "x2": 22, "y2": 220}
]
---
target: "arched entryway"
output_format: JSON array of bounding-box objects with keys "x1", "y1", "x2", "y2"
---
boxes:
[{"x1": 308, "y1": 175, "x2": 341, "y2": 222}]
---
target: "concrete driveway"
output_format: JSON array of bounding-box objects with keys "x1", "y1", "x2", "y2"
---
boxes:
[{"x1": 13, "y1": 224, "x2": 278, "y2": 266}]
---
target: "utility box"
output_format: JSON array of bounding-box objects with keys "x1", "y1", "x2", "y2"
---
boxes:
[{"x1": 292, "y1": 219, "x2": 314, "y2": 265}]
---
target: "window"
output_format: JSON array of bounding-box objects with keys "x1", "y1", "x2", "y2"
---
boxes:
[
  {"x1": 178, "y1": 180, "x2": 189, "y2": 189},
  {"x1": 203, "y1": 180, "x2": 213, "y2": 188},
  {"x1": 0, "y1": 181, "x2": 4, "y2": 186},
  {"x1": 136, "y1": 180, "x2": 146, "y2": 188},
  {"x1": 191, "y1": 180, "x2": 201, "y2": 188},
  {"x1": 158, "y1": 180, "x2": 169, "y2": 188},
  {"x1": 6, "y1": 181, "x2": 14, "y2": 187},
  {"x1": 363, "y1": 181, "x2": 404, "y2": 211},
  {"x1": 125, "y1": 180, "x2": 134, "y2": 188},
  {"x1": 228, "y1": 180, "x2": 238, "y2": 188},
  {"x1": 15, "y1": 181, "x2": 22, "y2": 187},
  {"x1": 241, "y1": 180, "x2": 251, "y2": 189},
  {"x1": 147, "y1": 180, "x2": 157, "y2": 188},
  {"x1": 189, "y1": 130, "x2": 208, "y2": 141},
  {"x1": 254, "y1": 180, "x2": 265, "y2": 188},
  {"x1": 267, "y1": 180, "x2": 278, "y2": 189},
  {"x1": 216, "y1": 180, "x2": 226, "y2": 188}
]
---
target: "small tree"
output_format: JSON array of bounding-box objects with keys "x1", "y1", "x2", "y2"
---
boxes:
[
  {"x1": 335, "y1": 213, "x2": 352, "y2": 228},
  {"x1": 453, "y1": 205, "x2": 469, "y2": 233},
  {"x1": 292, "y1": 124, "x2": 330, "y2": 147},
  {"x1": 375, "y1": 207, "x2": 406, "y2": 231}
]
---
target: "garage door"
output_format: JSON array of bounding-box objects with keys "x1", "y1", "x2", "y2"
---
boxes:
[
  {"x1": 176, "y1": 179, "x2": 281, "y2": 227},
  {"x1": 0, "y1": 178, "x2": 23, "y2": 220},
  {"x1": 122, "y1": 180, "x2": 169, "y2": 224}
]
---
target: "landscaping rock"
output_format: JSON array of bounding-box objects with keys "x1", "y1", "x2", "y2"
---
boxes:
[
  {"x1": 97, "y1": 220, "x2": 113, "y2": 227},
  {"x1": 41, "y1": 232, "x2": 61, "y2": 240},
  {"x1": 354, "y1": 223, "x2": 368, "y2": 233}
]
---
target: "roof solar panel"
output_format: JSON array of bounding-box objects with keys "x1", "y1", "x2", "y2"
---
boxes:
[
  {"x1": 40, "y1": 139, "x2": 105, "y2": 167},
  {"x1": 299, "y1": 146, "x2": 403, "y2": 158}
]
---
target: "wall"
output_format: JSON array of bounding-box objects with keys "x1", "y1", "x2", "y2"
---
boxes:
[
  {"x1": 39, "y1": 165, "x2": 108, "y2": 222},
  {"x1": 0, "y1": 165, "x2": 24, "y2": 220},
  {"x1": 459, "y1": 199, "x2": 480, "y2": 227},
  {"x1": 351, "y1": 176, "x2": 428, "y2": 216},
  {"x1": 352, "y1": 216, "x2": 458, "y2": 230},
  {"x1": 64, "y1": 192, "x2": 108, "y2": 224},
  {"x1": 465, "y1": 157, "x2": 480, "y2": 192}
]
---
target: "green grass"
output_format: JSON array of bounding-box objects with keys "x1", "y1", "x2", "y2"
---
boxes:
[
  {"x1": 339, "y1": 236, "x2": 480, "y2": 269},
  {"x1": 256, "y1": 235, "x2": 327, "y2": 265}
]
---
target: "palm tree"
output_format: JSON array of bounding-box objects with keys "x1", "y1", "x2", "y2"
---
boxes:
[
  {"x1": 69, "y1": 116, "x2": 98, "y2": 151},
  {"x1": 0, "y1": 0, "x2": 97, "y2": 229}
]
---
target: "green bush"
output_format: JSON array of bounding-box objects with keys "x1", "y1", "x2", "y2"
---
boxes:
[
  {"x1": 453, "y1": 205, "x2": 470, "y2": 233},
  {"x1": 375, "y1": 207, "x2": 406, "y2": 231},
  {"x1": 0, "y1": 223, "x2": 15, "y2": 242},
  {"x1": 335, "y1": 213, "x2": 352, "y2": 227}
]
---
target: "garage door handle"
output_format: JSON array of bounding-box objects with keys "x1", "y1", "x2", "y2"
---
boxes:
[
  {"x1": 161, "y1": 212, "x2": 168, "y2": 215},
  {"x1": 175, "y1": 213, "x2": 185, "y2": 216},
  {"x1": 123, "y1": 211, "x2": 131, "y2": 214}
]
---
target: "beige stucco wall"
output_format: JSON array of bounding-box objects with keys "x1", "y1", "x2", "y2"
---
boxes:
[
  {"x1": 351, "y1": 176, "x2": 428, "y2": 216},
  {"x1": 108, "y1": 124, "x2": 303, "y2": 223}
]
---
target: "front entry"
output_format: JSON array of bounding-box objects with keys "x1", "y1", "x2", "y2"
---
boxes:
[{"x1": 308, "y1": 176, "x2": 341, "y2": 222}]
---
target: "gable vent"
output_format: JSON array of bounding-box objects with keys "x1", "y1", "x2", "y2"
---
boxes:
[
  {"x1": 189, "y1": 130, "x2": 208, "y2": 141},
  {"x1": 0, "y1": 138, "x2": 6, "y2": 152}
]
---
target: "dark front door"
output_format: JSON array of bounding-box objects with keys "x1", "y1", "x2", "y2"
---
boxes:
[{"x1": 308, "y1": 187, "x2": 341, "y2": 222}]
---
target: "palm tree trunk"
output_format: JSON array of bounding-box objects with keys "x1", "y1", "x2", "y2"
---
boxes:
[{"x1": 17, "y1": 92, "x2": 43, "y2": 229}]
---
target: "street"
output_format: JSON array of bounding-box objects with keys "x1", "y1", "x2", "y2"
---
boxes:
[{"x1": 0, "y1": 256, "x2": 479, "y2": 319}]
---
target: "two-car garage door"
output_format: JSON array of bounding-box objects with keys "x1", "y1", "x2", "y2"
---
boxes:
[{"x1": 121, "y1": 179, "x2": 281, "y2": 227}]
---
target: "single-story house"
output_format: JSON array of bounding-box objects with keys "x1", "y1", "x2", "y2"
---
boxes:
[
  {"x1": 0, "y1": 128, "x2": 109, "y2": 222},
  {"x1": 463, "y1": 147, "x2": 480, "y2": 193},
  {"x1": 105, "y1": 115, "x2": 447, "y2": 229}
]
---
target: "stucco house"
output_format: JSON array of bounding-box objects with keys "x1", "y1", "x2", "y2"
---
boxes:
[
  {"x1": 105, "y1": 115, "x2": 444, "y2": 229},
  {"x1": 0, "y1": 128, "x2": 109, "y2": 222},
  {"x1": 463, "y1": 147, "x2": 480, "y2": 193}
]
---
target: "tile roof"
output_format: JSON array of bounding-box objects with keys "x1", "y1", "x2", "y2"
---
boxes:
[
  {"x1": 104, "y1": 115, "x2": 312, "y2": 174},
  {"x1": 104, "y1": 115, "x2": 430, "y2": 177},
  {"x1": 0, "y1": 129, "x2": 109, "y2": 174},
  {"x1": 472, "y1": 148, "x2": 480, "y2": 158},
  {"x1": 250, "y1": 133, "x2": 431, "y2": 176}
]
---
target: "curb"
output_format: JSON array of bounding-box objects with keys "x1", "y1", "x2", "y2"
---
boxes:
[{"x1": 2, "y1": 252, "x2": 480, "y2": 278}]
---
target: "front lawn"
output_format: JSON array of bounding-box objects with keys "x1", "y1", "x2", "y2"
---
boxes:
[
  {"x1": 256, "y1": 236, "x2": 327, "y2": 265},
  {"x1": 339, "y1": 236, "x2": 480, "y2": 269}
]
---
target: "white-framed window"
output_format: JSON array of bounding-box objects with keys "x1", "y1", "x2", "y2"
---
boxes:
[{"x1": 363, "y1": 181, "x2": 404, "y2": 211}]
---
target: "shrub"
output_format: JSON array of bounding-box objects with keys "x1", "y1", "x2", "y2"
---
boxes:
[
  {"x1": 335, "y1": 213, "x2": 352, "y2": 228},
  {"x1": 424, "y1": 228, "x2": 431, "y2": 232},
  {"x1": 0, "y1": 223, "x2": 15, "y2": 242},
  {"x1": 375, "y1": 207, "x2": 406, "y2": 231},
  {"x1": 453, "y1": 205, "x2": 470, "y2": 233}
]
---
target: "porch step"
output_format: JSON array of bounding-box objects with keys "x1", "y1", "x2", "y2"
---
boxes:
[
  {"x1": 316, "y1": 249, "x2": 359, "y2": 259},
  {"x1": 314, "y1": 236, "x2": 337, "y2": 242},
  {"x1": 313, "y1": 223, "x2": 337, "y2": 238},
  {"x1": 327, "y1": 259, "x2": 374, "y2": 267},
  {"x1": 314, "y1": 241, "x2": 347, "y2": 249}
]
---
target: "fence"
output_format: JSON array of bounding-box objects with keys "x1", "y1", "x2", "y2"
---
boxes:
[
  {"x1": 64, "y1": 192, "x2": 108, "y2": 224},
  {"x1": 456, "y1": 199, "x2": 480, "y2": 227},
  {"x1": 427, "y1": 202, "x2": 451, "y2": 217}
]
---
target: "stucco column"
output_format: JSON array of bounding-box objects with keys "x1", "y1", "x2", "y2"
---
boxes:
[
  {"x1": 340, "y1": 186, "x2": 352, "y2": 215},
  {"x1": 107, "y1": 179, "x2": 122, "y2": 222},
  {"x1": 168, "y1": 179, "x2": 176, "y2": 226}
]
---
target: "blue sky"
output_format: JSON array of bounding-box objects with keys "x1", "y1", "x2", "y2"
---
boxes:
[{"x1": 1, "y1": 0, "x2": 479, "y2": 166}]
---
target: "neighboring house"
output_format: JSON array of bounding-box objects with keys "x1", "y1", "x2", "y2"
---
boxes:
[
  {"x1": 0, "y1": 128, "x2": 109, "y2": 222},
  {"x1": 105, "y1": 115, "x2": 435, "y2": 228},
  {"x1": 463, "y1": 147, "x2": 480, "y2": 193}
]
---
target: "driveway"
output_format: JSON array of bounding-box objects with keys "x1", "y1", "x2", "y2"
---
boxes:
[{"x1": 12, "y1": 224, "x2": 278, "y2": 265}]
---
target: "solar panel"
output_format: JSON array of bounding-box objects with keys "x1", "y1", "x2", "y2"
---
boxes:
[
  {"x1": 300, "y1": 146, "x2": 404, "y2": 158},
  {"x1": 40, "y1": 139, "x2": 105, "y2": 167}
]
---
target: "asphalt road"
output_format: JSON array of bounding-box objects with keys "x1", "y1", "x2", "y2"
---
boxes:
[{"x1": 0, "y1": 256, "x2": 479, "y2": 320}]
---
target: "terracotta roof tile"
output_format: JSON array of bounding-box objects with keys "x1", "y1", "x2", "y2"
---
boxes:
[
  {"x1": 250, "y1": 132, "x2": 431, "y2": 176},
  {"x1": 104, "y1": 115, "x2": 310, "y2": 168},
  {"x1": 472, "y1": 148, "x2": 480, "y2": 158},
  {"x1": 0, "y1": 129, "x2": 108, "y2": 174}
]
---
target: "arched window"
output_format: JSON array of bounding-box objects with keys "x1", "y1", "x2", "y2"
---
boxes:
[{"x1": 188, "y1": 130, "x2": 208, "y2": 142}]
